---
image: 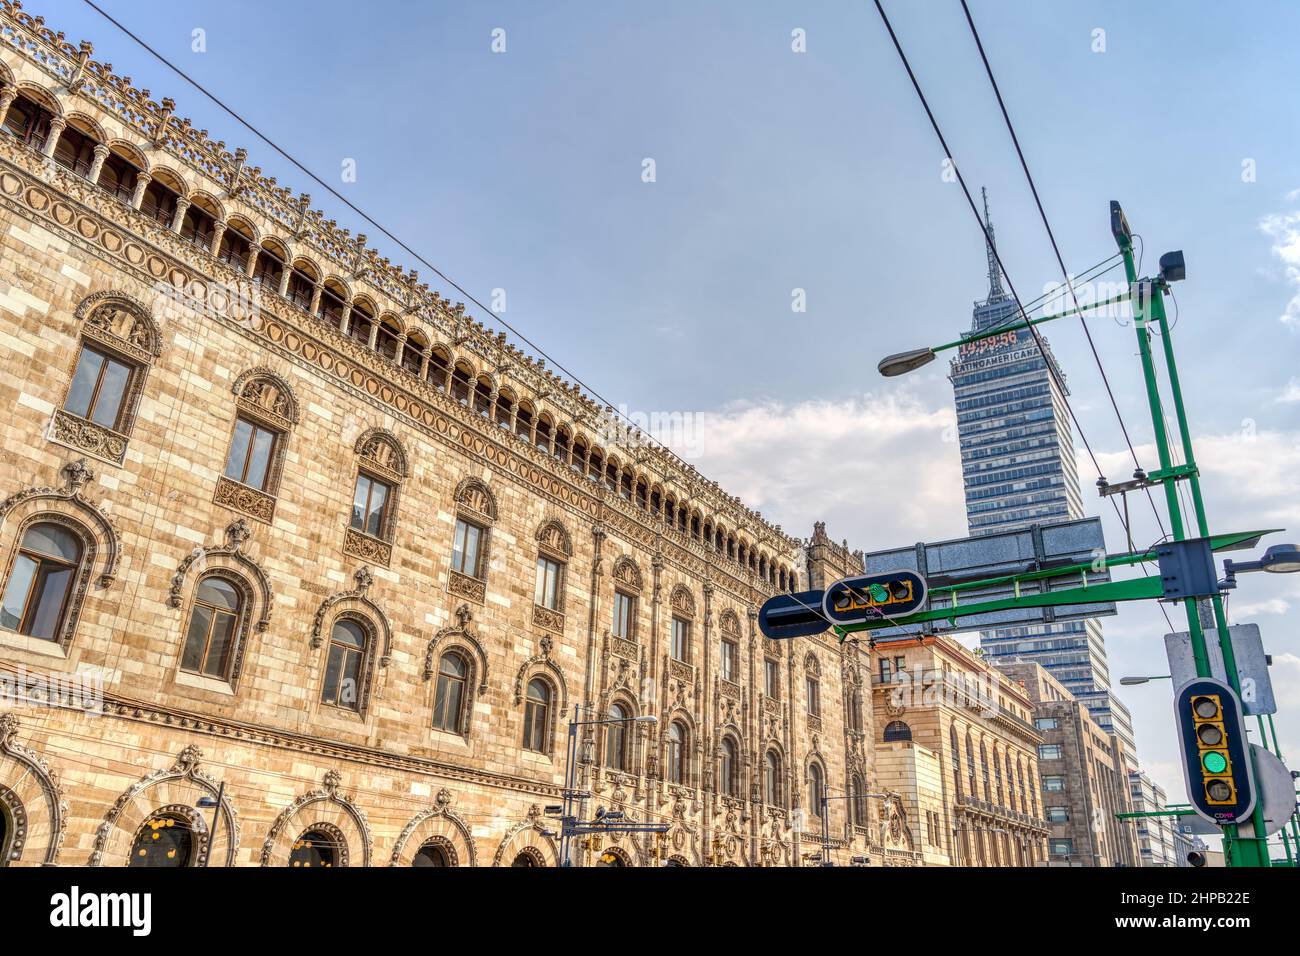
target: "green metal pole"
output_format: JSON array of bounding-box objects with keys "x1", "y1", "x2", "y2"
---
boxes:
[
  {"x1": 1115, "y1": 228, "x2": 1267, "y2": 865},
  {"x1": 1143, "y1": 278, "x2": 1271, "y2": 867}
]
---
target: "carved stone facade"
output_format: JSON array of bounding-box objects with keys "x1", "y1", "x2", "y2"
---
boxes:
[{"x1": 0, "y1": 3, "x2": 890, "y2": 867}]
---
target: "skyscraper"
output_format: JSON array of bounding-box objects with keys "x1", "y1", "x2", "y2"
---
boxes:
[{"x1": 948, "y1": 190, "x2": 1137, "y2": 768}]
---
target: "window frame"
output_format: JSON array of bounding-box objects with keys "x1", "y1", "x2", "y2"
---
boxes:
[
  {"x1": 320, "y1": 617, "x2": 370, "y2": 714},
  {"x1": 522, "y1": 677, "x2": 553, "y2": 754},
  {"x1": 0, "y1": 521, "x2": 83, "y2": 642},
  {"x1": 178, "y1": 573, "x2": 245, "y2": 682}
]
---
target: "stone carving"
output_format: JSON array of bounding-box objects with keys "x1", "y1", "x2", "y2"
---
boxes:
[
  {"x1": 231, "y1": 366, "x2": 299, "y2": 428},
  {"x1": 669, "y1": 584, "x2": 695, "y2": 618},
  {"x1": 453, "y1": 476, "x2": 497, "y2": 520},
  {"x1": 260, "y1": 769, "x2": 371, "y2": 867},
  {"x1": 611, "y1": 555, "x2": 642, "y2": 592},
  {"x1": 535, "y1": 517, "x2": 572, "y2": 557},
  {"x1": 49, "y1": 408, "x2": 128, "y2": 465},
  {"x1": 90, "y1": 744, "x2": 238, "y2": 867},
  {"x1": 342, "y1": 526, "x2": 393, "y2": 567},
  {"x1": 447, "y1": 568, "x2": 486, "y2": 604},
  {"x1": 213, "y1": 474, "x2": 276, "y2": 523},
  {"x1": 531, "y1": 602, "x2": 564, "y2": 633},
  {"x1": 354, "y1": 427, "x2": 407, "y2": 482},
  {"x1": 0, "y1": 713, "x2": 68, "y2": 865}
]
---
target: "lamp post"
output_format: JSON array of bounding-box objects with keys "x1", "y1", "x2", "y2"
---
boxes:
[
  {"x1": 1119, "y1": 675, "x2": 1172, "y2": 686},
  {"x1": 196, "y1": 782, "x2": 224, "y2": 869},
  {"x1": 557, "y1": 704, "x2": 658, "y2": 867},
  {"x1": 818, "y1": 789, "x2": 887, "y2": 866}
]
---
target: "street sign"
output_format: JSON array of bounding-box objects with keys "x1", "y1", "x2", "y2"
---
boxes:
[
  {"x1": 860, "y1": 517, "x2": 1115, "y2": 639},
  {"x1": 1174, "y1": 677, "x2": 1256, "y2": 826},
  {"x1": 822, "y1": 570, "x2": 928, "y2": 627},
  {"x1": 1163, "y1": 623, "x2": 1276, "y2": 716},
  {"x1": 758, "y1": 590, "x2": 829, "y2": 640},
  {"x1": 1250, "y1": 744, "x2": 1298, "y2": 837}
]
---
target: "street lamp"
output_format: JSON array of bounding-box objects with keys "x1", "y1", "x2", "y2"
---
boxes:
[
  {"x1": 559, "y1": 706, "x2": 659, "y2": 866},
  {"x1": 1119, "y1": 675, "x2": 1172, "y2": 686},
  {"x1": 196, "y1": 783, "x2": 224, "y2": 868},
  {"x1": 878, "y1": 347, "x2": 937, "y2": 377},
  {"x1": 1221, "y1": 544, "x2": 1300, "y2": 589}
]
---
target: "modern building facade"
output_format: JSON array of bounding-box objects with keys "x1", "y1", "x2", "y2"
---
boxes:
[
  {"x1": 998, "y1": 660, "x2": 1139, "y2": 866},
  {"x1": 0, "y1": 2, "x2": 897, "y2": 868},
  {"x1": 1128, "y1": 770, "x2": 1181, "y2": 867},
  {"x1": 948, "y1": 191, "x2": 1136, "y2": 768}
]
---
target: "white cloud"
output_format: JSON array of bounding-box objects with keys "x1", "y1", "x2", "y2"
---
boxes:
[
  {"x1": 1278, "y1": 378, "x2": 1300, "y2": 403},
  {"x1": 680, "y1": 388, "x2": 965, "y2": 548},
  {"x1": 1259, "y1": 206, "x2": 1300, "y2": 327}
]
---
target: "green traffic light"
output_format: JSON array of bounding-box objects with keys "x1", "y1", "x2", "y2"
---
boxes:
[
  {"x1": 868, "y1": 583, "x2": 889, "y2": 602},
  {"x1": 1202, "y1": 751, "x2": 1228, "y2": 775}
]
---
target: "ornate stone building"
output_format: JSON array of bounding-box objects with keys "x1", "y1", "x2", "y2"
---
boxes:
[
  {"x1": 0, "y1": 2, "x2": 891, "y2": 867},
  {"x1": 871, "y1": 635, "x2": 1052, "y2": 866},
  {"x1": 997, "y1": 660, "x2": 1140, "y2": 867}
]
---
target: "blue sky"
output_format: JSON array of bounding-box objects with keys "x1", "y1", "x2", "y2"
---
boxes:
[{"x1": 52, "y1": 0, "x2": 1300, "y2": 840}]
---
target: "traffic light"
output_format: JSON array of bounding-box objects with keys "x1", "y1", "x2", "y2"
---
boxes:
[
  {"x1": 1174, "y1": 677, "x2": 1256, "y2": 826},
  {"x1": 822, "y1": 570, "x2": 928, "y2": 627}
]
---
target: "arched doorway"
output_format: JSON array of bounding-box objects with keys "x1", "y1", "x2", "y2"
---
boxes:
[
  {"x1": 129, "y1": 808, "x2": 200, "y2": 867},
  {"x1": 289, "y1": 825, "x2": 346, "y2": 868},
  {"x1": 510, "y1": 847, "x2": 544, "y2": 867},
  {"x1": 412, "y1": 838, "x2": 453, "y2": 867}
]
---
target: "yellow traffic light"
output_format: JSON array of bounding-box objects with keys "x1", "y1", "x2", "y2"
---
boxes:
[{"x1": 1189, "y1": 693, "x2": 1236, "y2": 805}]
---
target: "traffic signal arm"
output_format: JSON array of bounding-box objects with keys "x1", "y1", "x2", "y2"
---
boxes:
[{"x1": 834, "y1": 574, "x2": 1165, "y2": 638}]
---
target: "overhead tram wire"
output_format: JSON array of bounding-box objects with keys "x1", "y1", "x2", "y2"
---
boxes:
[
  {"x1": 956, "y1": 0, "x2": 1177, "y2": 631},
  {"x1": 958, "y1": 0, "x2": 1169, "y2": 545},
  {"x1": 869, "y1": 0, "x2": 1177, "y2": 631},
  {"x1": 79, "y1": 0, "x2": 650, "y2": 449}
]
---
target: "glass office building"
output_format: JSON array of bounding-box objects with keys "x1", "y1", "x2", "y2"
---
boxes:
[{"x1": 948, "y1": 193, "x2": 1136, "y2": 767}]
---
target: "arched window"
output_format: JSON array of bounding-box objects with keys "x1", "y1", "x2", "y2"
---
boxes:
[
  {"x1": 286, "y1": 265, "x2": 317, "y2": 312},
  {"x1": 129, "y1": 811, "x2": 196, "y2": 868},
  {"x1": 375, "y1": 315, "x2": 402, "y2": 361},
  {"x1": 805, "y1": 672, "x2": 821, "y2": 717},
  {"x1": 52, "y1": 121, "x2": 97, "y2": 177},
  {"x1": 432, "y1": 651, "x2": 468, "y2": 733},
  {"x1": 0, "y1": 522, "x2": 82, "y2": 640},
  {"x1": 472, "y1": 376, "x2": 493, "y2": 417},
  {"x1": 851, "y1": 774, "x2": 868, "y2": 826},
  {"x1": 317, "y1": 280, "x2": 347, "y2": 328},
  {"x1": 140, "y1": 175, "x2": 180, "y2": 229},
  {"x1": 848, "y1": 688, "x2": 863, "y2": 733},
  {"x1": 514, "y1": 401, "x2": 534, "y2": 442},
  {"x1": 719, "y1": 737, "x2": 738, "y2": 797},
  {"x1": 347, "y1": 431, "x2": 406, "y2": 562},
  {"x1": 413, "y1": 839, "x2": 452, "y2": 867},
  {"x1": 495, "y1": 389, "x2": 515, "y2": 430},
  {"x1": 321, "y1": 619, "x2": 368, "y2": 712},
  {"x1": 965, "y1": 732, "x2": 977, "y2": 794},
  {"x1": 606, "y1": 703, "x2": 630, "y2": 771},
  {"x1": 666, "y1": 720, "x2": 687, "y2": 785},
  {"x1": 764, "y1": 750, "x2": 783, "y2": 807},
  {"x1": 220, "y1": 371, "x2": 298, "y2": 520},
  {"x1": 97, "y1": 147, "x2": 140, "y2": 204},
  {"x1": 253, "y1": 242, "x2": 286, "y2": 291},
  {"x1": 216, "y1": 220, "x2": 253, "y2": 273},
  {"x1": 980, "y1": 740, "x2": 991, "y2": 799},
  {"x1": 883, "y1": 720, "x2": 912, "y2": 742},
  {"x1": 511, "y1": 849, "x2": 541, "y2": 867},
  {"x1": 808, "y1": 763, "x2": 825, "y2": 817},
  {"x1": 347, "y1": 299, "x2": 375, "y2": 348},
  {"x1": 523, "y1": 678, "x2": 552, "y2": 753},
  {"x1": 179, "y1": 574, "x2": 243, "y2": 680},
  {"x1": 289, "y1": 828, "x2": 338, "y2": 868},
  {"x1": 1, "y1": 92, "x2": 54, "y2": 150},
  {"x1": 950, "y1": 727, "x2": 963, "y2": 798},
  {"x1": 427, "y1": 347, "x2": 452, "y2": 392},
  {"x1": 450, "y1": 362, "x2": 474, "y2": 405},
  {"x1": 180, "y1": 197, "x2": 218, "y2": 252}
]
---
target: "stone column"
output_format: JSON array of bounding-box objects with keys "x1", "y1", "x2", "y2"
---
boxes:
[
  {"x1": 209, "y1": 220, "x2": 226, "y2": 256},
  {"x1": 130, "y1": 171, "x2": 152, "y2": 210},
  {"x1": 87, "y1": 143, "x2": 110, "y2": 183},
  {"x1": 170, "y1": 196, "x2": 190, "y2": 233},
  {"x1": 41, "y1": 115, "x2": 66, "y2": 157},
  {"x1": 366, "y1": 320, "x2": 380, "y2": 350},
  {"x1": 245, "y1": 245, "x2": 260, "y2": 276},
  {"x1": 308, "y1": 284, "x2": 322, "y2": 316},
  {"x1": 338, "y1": 303, "x2": 352, "y2": 336},
  {"x1": 0, "y1": 88, "x2": 18, "y2": 125},
  {"x1": 418, "y1": 346, "x2": 431, "y2": 380},
  {"x1": 276, "y1": 263, "x2": 291, "y2": 298}
]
